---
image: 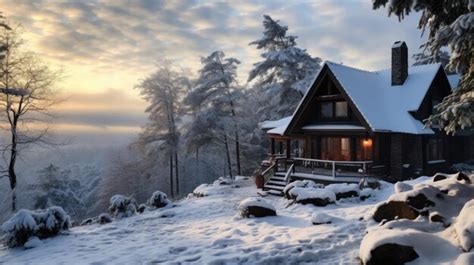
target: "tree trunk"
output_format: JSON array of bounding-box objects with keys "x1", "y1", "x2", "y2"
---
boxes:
[
  {"x1": 224, "y1": 134, "x2": 233, "y2": 179},
  {"x1": 9, "y1": 121, "x2": 18, "y2": 212},
  {"x1": 234, "y1": 132, "x2": 241, "y2": 177},
  {"x1": 169, "y1": 153, "x2": 174, "y2": 198},
  {"x1": 174, "y1": 151, "x2": 179, "y2": 196},
  {"x1": 229, "y1": 100, "x2": 241, "y2": 177}
]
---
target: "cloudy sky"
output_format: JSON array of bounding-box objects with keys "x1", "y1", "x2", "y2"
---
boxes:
[{"x1": 0, "y1": 0, "x2": 424, "y2": 146}]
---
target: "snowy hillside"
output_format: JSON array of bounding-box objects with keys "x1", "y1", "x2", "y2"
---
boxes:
[{"x1": 0, "y1": 176, "x2": 472, "y2": 264}]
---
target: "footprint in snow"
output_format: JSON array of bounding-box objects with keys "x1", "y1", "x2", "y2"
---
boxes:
[{"x1": 168, "y1": 246, "x2": 187, "y2": 254}]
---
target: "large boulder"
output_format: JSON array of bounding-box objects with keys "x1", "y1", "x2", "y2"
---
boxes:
[
  {"x1": 293, "y1": 187, "x2": 336, "y2": 207},
  {"x1": 373, "y1": 201, "x2": 419, "y2": 222},
  {"x1": 238, "y1": 197, "x2": 276, "y2": 218},
  {"x1": 366, "y1": 243, "x2": 419, "y2": 265},
  {"x1": 325, "y1": 183, "x2": 359, "y2": 200}
]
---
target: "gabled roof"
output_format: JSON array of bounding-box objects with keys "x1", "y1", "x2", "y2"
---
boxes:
[{"x1": 279, "y1": 61, "x2": 455, "y2": 136}]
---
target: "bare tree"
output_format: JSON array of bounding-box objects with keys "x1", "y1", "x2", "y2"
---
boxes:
[{"x1": 0, "y1": 25, "x2": 61, "y2": 212}]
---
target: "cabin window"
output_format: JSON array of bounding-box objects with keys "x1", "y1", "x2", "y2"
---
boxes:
[
  {"x1": 427, "y1": 137, "x2": 444, "y2": 161},
  {"x1": 321, "y1": 102, "x2": 333, "y2": 118},
  {"x1": 320, "y1": 101, "x2": 349, "y2": 119},
  {"x1": 335, "y1": 101, "x2": 348, "y2": 117},
  {"x1": 321, "y1": 137, "x2": 351, "y2": 161},
  {"x1": 291, "y1": 139, "x2": 305, "y2": 158}
]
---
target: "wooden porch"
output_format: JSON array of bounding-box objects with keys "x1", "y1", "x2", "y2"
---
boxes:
[{"x1": 260, "y1": 156, "x2": 385, "y2": 195}]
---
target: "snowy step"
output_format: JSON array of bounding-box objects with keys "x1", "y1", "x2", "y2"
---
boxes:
[
  {"x1": 263, "y1": 184, "x2": 285, "y2": 191},
  {"x1": 266, "y1": 189, "x2": 283, "y2": 196},
  {"x1": 266, "y1": 180, "x2": 286, "y2": 186},
  {"x1": 270, "y1": 176, "x2": 286, "y2": 181},
  {"x1": 274, "y1": 172, "x2": 286, "y2": 177}
]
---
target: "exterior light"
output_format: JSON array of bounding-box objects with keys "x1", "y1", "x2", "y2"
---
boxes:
[{"x1": 363, "y1": 138, "x2": 372, "y2": 147}]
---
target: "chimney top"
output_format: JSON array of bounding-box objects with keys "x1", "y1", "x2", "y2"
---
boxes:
[{"x1": 391, "y1": 41, "x2": 408, "y2": 86}]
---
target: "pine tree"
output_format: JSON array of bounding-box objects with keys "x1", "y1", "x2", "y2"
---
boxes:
[
  {"x1": 373, "y1": 0, "x2": 473, "y2": 134},
  {"x1": 184, "y1": 51, "x2": 242, "y2": 177},
  {"x1": 248, "y1": 15, "x2": 322, "y2": 118}
]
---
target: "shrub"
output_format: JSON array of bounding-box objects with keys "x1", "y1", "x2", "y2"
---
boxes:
[
  {"x1": 109, "y1": 195, "x2": 137, "y2": 219},
  {"x1": 2, "y1": 206, "x2": 71, "y2": 247},
  {"x1": 147, "y1": 191, "x2": 170, "y2": 209}
]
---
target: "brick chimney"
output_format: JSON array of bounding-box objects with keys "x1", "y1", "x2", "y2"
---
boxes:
[{"x1": 391, "y1": 41, "x2": 408, "y2": 86}]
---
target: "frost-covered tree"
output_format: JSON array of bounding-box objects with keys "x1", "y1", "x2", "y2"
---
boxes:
[
  {"x1": 184, "y1": 51, "x2": 242, "y2": 177},
  {"x1": 0, "y1": 12, "x2": 10, "y2": 62},
  {"x1": 31, "y1": 164, "x2": 85, "y2": 219},
  {"x1": 0, "y1": 25, "x2": 61, "y2": 212},
  {"x1": 412, "y1": 50, "x2": 451, "y2": 69},
  {"x1": 373, "y1": 0, "x2": 473, "y2": 134},
  {"x1": 135, "y1": 61, "x2": 189, "y2": 197},
  {"x1": 248, "y1": 15, "x2": 322, "y2": 118}
]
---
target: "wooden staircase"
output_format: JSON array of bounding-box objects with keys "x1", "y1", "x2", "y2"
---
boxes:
[
  {"x1": 263, "y1": 172, "x2": 287, "y2": 195},
  {"x1": 262, "y1": 164, "x2": 294, "y2": 196}
]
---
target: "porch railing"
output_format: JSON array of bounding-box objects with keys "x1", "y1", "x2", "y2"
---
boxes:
[{"x1": 277, "y1": 157, "x2": 375, "y2": 178}]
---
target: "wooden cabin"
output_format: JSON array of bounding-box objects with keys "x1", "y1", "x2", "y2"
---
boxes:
[{"x1": 259, "y1": 41, "x2": 473, "y2": 194}]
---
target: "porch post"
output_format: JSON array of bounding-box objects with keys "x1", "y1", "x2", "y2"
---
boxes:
[
  {"x1": 270, "y1": 138, "x2": 275, "y2": 155},
  {"x1": 286, "y1": 139, "x2": 291, "y2": 159}
]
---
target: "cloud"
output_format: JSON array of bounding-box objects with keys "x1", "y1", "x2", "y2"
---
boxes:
[{"x1": 0, "y1": 0, "x2": 427, "y2": 142}]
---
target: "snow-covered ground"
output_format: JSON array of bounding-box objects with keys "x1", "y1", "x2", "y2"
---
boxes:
[{"x1": 0, "y1": 176, "x2": 463, "y2": 264}]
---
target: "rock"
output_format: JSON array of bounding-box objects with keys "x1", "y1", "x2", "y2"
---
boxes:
[
  {"x1": 311, "y1": 212, "x2": 334, "y2": 225},
  {"x1": 429, "y1": 212, "x2": 447, "y2": 226},
  {"x1": 456, "y1": 172, "x2": 471, "y2": 184},
  {"x1": 406, "y1": 193, "x2": 435, "y2": 210},
  {"x1": 373, "y1": 201, "x2": 419, "y2": 222},
  {"x1": 240, "y1": 206, "x2": 276, "y2": 218},
  {"x1": 239, "y1": 197, "x2": 276, "y2": 218},
  {"x1": 297, "y1": 198, "x2": 332, "y2": 207},
  {"x1": 433, "y1": 173, "x2": 448, "y2": 182},
  {"x1": 366, "y1": 243, "x2": 419, "y2": 265},
  {"x1": 335, "y1": 190, "x2": 358, "y2": 200}
]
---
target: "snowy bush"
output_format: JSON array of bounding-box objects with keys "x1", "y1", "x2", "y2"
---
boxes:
[
  {"x1": 137, "y1": 204, "x2": 147, "y2": 214},
  {"x1": 148, "y1": 191, "x2": 171, "y2": 209},
  {"x1": 2, "y1": 206, "x2": 71, "y2": 247},
  {"x1": 98, "y1": 213, "x2": 112, "y2": 224},
  {"x1": 109, "y1": 195, "x2": 137, "y2": 219},
  {"x1": 283, "y1": 180, "x2": 323, "y2": 199},
  {"x1": 80, "y1": 213, "x2": 113, "y2": 225}
]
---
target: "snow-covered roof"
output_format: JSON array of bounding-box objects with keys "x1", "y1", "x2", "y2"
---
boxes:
[
  {"x1": 301, "y1": 124, "x2": 366, "y2": 131},
  {"x1": 324, "y1": 61, "x2": 443, "y2": 134},
  {"x1": 447, "y1": 74, "x2": 460, "y2": 89},
  {"x1": 259, "y1": 116, "x2": 292, "y2": 130}
]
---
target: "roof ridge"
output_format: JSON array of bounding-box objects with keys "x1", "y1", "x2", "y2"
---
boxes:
[{"x1": 325, "y1": 60, "x2": 375, "y2": 74}]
